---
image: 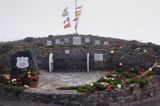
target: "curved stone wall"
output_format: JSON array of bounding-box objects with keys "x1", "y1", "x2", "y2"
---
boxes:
[{"x1": 0, "y1": 76, "x2": 160, "y2": 106}]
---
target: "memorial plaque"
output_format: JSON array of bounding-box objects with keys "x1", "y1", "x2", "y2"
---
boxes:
[
  {"x1": 10, "y1": 51, "x2": 36, "y2": 78},
  {"x1": 55, "y1": 39, "x2": 61, "y2": 44},
  {"x1": 16, "y1": 57, "x2": 29, "y2": 68},
  {"x1": 104, "y1": 41, "x2": 109, "y2": 45},
  {"x1": 73, "y1": 36, "x2": 81, "y2": 45},
  {"x1": 85, "y1": 38, "x2": 90, "y2": 43},
  {"x1": 95, "y1": 40, "x2": 100, "y2": 45},
  {"x1": 64, "y1": 38, "x2": 69, "y2": 43},
  {"x1": 65, "y1": 50, "x2": 70, "y2": 54},
  {"x1": 46, "y1": 40, "x2": 52, "y2": 46},
  {"x1": 94, "y1": 53, "x2": 103, "y2": 61}
]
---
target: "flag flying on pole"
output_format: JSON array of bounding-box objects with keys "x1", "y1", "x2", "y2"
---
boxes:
[
  {"x1": 62, "y1": 7, "x2": 71, "y2": 29},
  {"x1": 62, "y1": 7, "x2": 68, "y2": 17},
  {"x1": 74, "y1": 5, "x2": 83, "y2": 30}
]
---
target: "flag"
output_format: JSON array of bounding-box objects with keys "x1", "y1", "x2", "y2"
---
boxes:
[
  {"x1": 63, "y1": 17, "x2": 71, "y2": 29},
  {"x1": 62, "y1": 7, "x2": 68, "y2": 17},
  {"x1": 75, "y1": 10, "x2": 81, "y2": 16},
  {"x1": 63, "y1": 17, "x2": 70, "y2": 24},
  {"x1": 64, "y1": 23, "x2": 71, "y2": 29},
  {"x1": 76, "y1": 6, "x2": 82, "y2": 9},
  {"x1": 75, "y1": 22, "x2": 78, "y2": 30},
  {"x1": 73, "y1": 17, "x2": 79, "y2": 21}
]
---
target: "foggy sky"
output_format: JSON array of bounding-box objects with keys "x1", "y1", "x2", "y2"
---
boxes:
[{"x1": 0, "y1": 0, "x2": 160, "y2": 45}]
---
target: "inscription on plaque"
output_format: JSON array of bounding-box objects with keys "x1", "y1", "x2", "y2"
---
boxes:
[
  {"x1": 64, "y1": 38, "x2": 69, "y2": 43},
  {"x1": 95, "y1": 40, "x2": 100, "y2": 45},
  {"x1": 16, "y1": 57, "x2": 29, "y2": 68},
  {"x1": 104, "y1": 41, "x2": 109, "y2": 45},
  {"x1": 55, "y1": 39, "x2": 61, "y2": 44},
  {"x1": 85, "y1": 38, "x2": 90, "y2": 43},
  {"x1": 65, "y1": 50, "x2": 70, "y2": 54},
  {"x1": 73, "y1": 36, "x2": 81, "y2": 45},
  {"x1": 47, "y1": 40, "x2": 52, "y2": 46},
  {"x1": 94, "y1": 53, "x2": 103, "y2": 61}
]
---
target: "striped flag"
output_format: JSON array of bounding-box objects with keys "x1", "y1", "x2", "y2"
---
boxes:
[
  {"x1": 73, "y1": 5, "x2": 83, "y2": 30},
  {"x1": 62, "y1": 7, "x2": 71, "y2": 29},
  {"x1": 75, "y1": 10, "x2": 81, "y2": 16},
  {"x1": 76, "y1": 6, "x2": 82, "y2": 9},
  {"x1": 63, "y1": 17, "x2": 70, "y2": 24},
  {"x1": 62, "y1": 7, "x2": 69, "y2": 17},
  {"x1": 73, "y1": 17, "x2": 79, "y2": 21},
  {"x1": 64, "y1": 23, "x2": 71, "y2": 29}
]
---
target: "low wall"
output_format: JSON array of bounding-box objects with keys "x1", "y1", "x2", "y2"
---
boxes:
[{"x1": 1, "y1": 76, "x2": 160, "y2": 106}]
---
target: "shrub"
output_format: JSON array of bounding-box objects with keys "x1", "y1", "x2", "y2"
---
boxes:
[
  {"x1": 57, "y1": 86, "x2": 79, "y2": 90},
  {"x1": 93, "y1": 82, "x2": 106, "y2": 91},
  {"x1": 77, "y1": 84, "x2": 95, "y2": 93},
  {"x1": 98, "y1": 77, "x2": 107, "y2": 82},
  {"x1": 130, "y1": 78, "x2": 148, "y2": 88},
  {"x1": 116, "y1": 68, "x2": 124, "y2": 75},
  {"x1": 0, "y1": 82, "x2": 25, "y2": 95}
]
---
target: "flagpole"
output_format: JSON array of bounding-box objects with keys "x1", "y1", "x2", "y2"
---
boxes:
[{"x1": 75, "y1": 0, "x2": 78, "y2": 35}]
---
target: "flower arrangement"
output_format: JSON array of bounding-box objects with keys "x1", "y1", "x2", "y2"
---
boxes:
[{"x1": 15, "y1": 68, "x2": 39, "y2": 87}]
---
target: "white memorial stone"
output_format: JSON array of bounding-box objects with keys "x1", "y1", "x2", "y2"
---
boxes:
[
  {"x1": 104, "y1": 41, "x2": 109, "y2": 45},
  {"x1": 85, "y1": 38, "x2": 90, "y2": 43},
  {"x1": 16, "y1": 57, "x2": 29, "y2": 68},
  {"x1": 65, "y1": 50, "x2": 70, "y2": 54},
  {"x1": 55, "y1": 39, "x2": 61, "y2": 44},
  {"x1": 49, "y1": 53, "x2": 54, "y2": 72},
  {"x1": 94, "y1": 53, "x2": 103, "y2": 61},
  {"x1": 73, "y1": 36, "x2": 81, "y2": 45},
  {"x1": 47, "y1": 40, "x2": 52, "y2": 46},
  {"x1": 64, "y1": 38, "x2": 69, "y2": 43},
  {"x1": 95, "y1": 40, "x2": 100, "y2": 45}
]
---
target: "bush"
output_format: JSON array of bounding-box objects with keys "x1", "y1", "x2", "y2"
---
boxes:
[
  {"x1": 93, "y1": 82, "x2": 106, "y2": 91},
  {"x1": 77, "y1": 84, "x2": 95, "y2": 93},
  {"x1": 130, "y1": 78, "x2": 148, "y2": 88},
  {"x1": 0, "y1": 82, "x2": 25, "y2": 95},
  {"x1": 98, "y1": 77, "x2": 107, "y2": 82},
  {"x1": 116, "y1": 68, "x2": 124, "y2": 75},
  {"x1": 57, "y1": 86, "x2": 79, "y2": 90}
]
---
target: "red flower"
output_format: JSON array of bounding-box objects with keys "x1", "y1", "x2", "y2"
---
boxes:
[
  {"x1": 17, "y1": 78, "x2": 21, "y2": 81},
  {"x1": 107, "y1": 84, "x2": 112, "y2": 90}
]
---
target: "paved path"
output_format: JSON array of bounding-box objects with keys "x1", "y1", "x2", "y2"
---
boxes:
[{"x1": 37, "y1": 71, "x2": 107, "y2": 90}]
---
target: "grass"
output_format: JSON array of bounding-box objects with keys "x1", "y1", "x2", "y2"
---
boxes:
[{"x1": 0, "y1": 82, "x2": 25, "y2": 95}]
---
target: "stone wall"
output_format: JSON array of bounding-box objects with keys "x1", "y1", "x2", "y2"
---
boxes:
[
  {"x1": 1, "y1": 76, "x2": 160, "y2": 106},
  {"x1": 33, "y1": 47, "x2": 156, "y2": 72}
]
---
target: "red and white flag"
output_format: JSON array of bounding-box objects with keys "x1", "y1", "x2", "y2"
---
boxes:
[
  {"x1": 62, "y1": 7, "x2": 69, "y2": 17},
  {"x1": 62, "y1": 7, "x2": 71, "y2": 29}
]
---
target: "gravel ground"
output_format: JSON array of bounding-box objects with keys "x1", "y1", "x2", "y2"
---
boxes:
[{"x1": 37, "y1": 70, "x2": 107, "y2": 90}]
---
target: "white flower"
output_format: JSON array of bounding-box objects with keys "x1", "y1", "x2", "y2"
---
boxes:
[
  {"x1": 28, "y1": 71, "x2": 31, "y2": 74},
  {"x1": 111, "y1": 78, "x2": 115, "y2": 80},
  {"x1": 87, "y1": 81, "x2": 94, "y2": 86},
  {"x1": 24, "y1": 85, "x2": 30, "y2": 88},
  {"x1": 110, "y1": 50, "x2": 114, "y2": 54},
  {"x1": 117, "y1": 84, "x2": 121, "y2": 88},
  {"x1": 103, "y1": 76, "x2": 107, "y2": 79},
  {"x1": 11, "y1": 79, "x2": 16, "y2": 82}
]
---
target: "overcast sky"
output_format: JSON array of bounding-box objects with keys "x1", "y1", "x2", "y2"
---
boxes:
[{"x1": 0, "y1": 0, "x2": 160, "y2": 45}]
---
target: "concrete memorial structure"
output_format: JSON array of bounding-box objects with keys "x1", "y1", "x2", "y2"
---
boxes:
[{"x1": 49, "y1": 53, "x2": 54, "y2": 72}]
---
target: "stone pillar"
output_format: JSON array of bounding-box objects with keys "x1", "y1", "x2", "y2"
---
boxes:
[
  {"x1": 49, "y1": 53, "x2": 54, "y2": 72},
  {"x1": 87, "y1": 53, "x2": 90, "y2": 72}
]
